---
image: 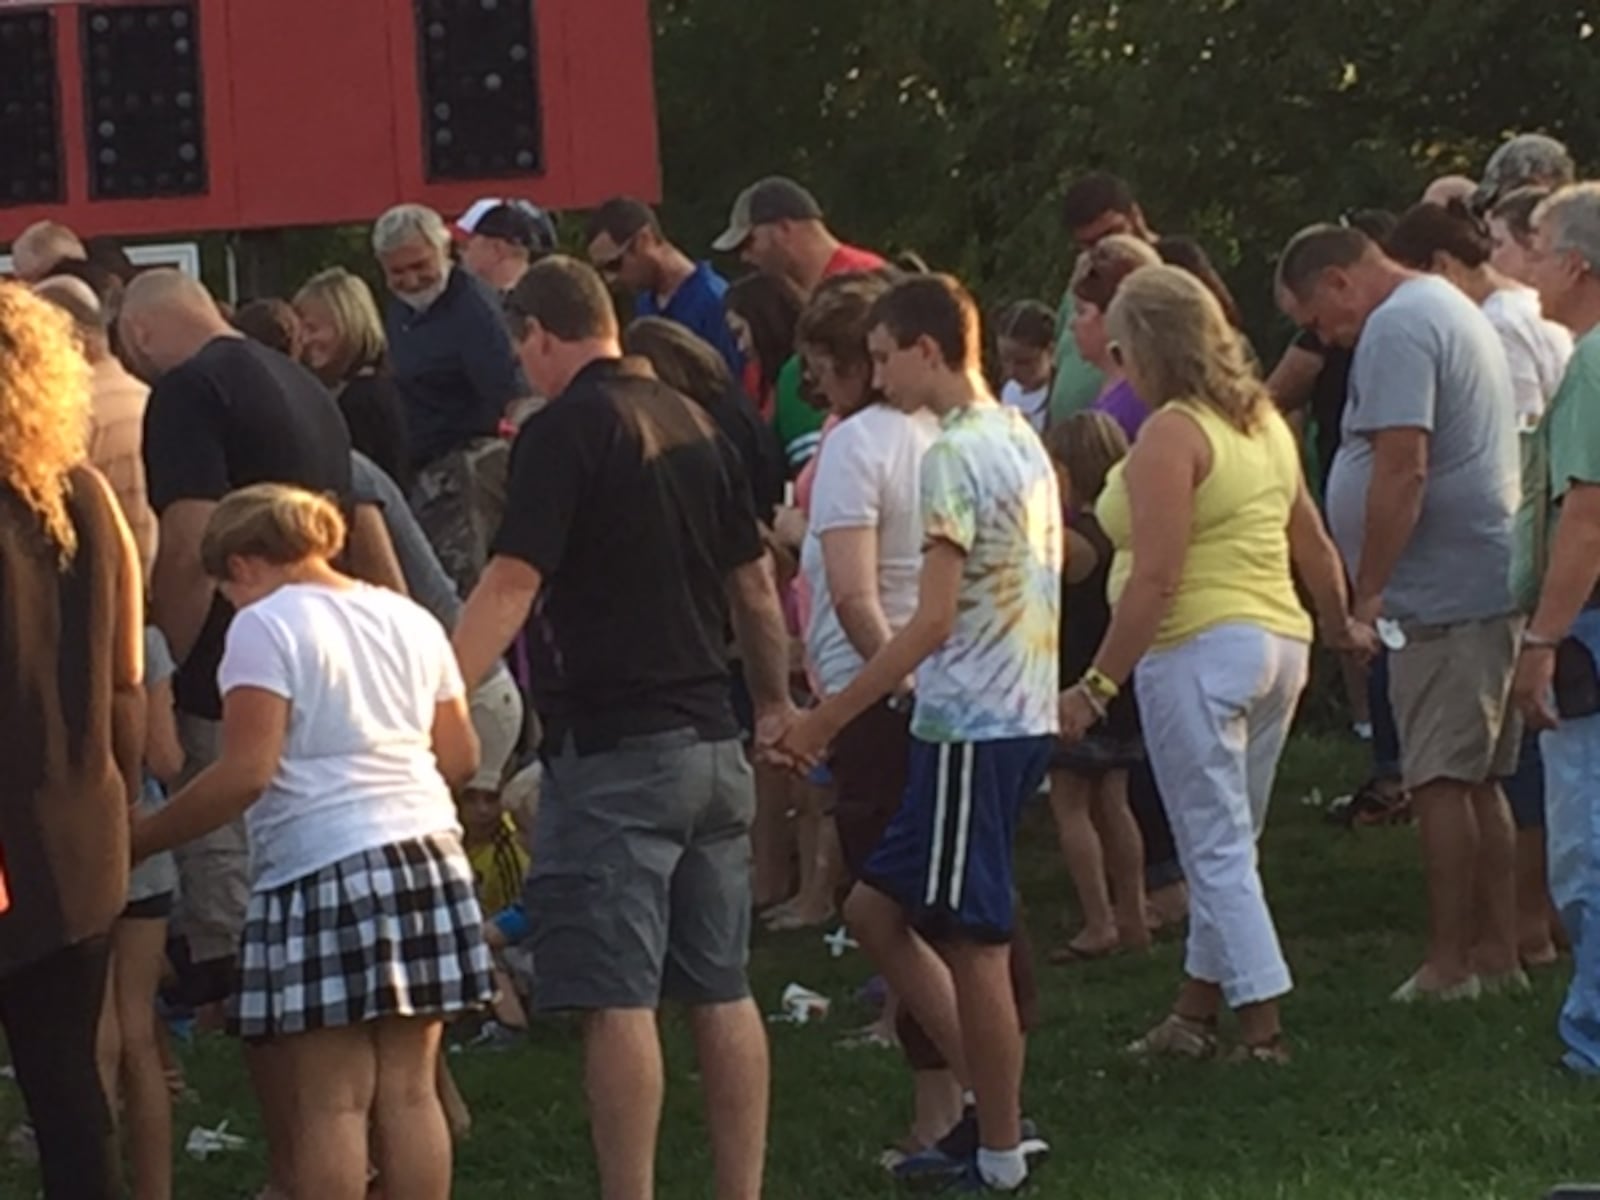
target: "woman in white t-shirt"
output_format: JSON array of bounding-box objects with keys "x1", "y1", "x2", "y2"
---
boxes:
[
  {"x1": 995, "y1": 299, "x2": 1056, "y2": 436},
  {"x1": 1387, "y1": 199, "x2": 1573, "y2": 970},
  {"x1": 134, "y1": 484, "x2": 491, "y2": 1200}
]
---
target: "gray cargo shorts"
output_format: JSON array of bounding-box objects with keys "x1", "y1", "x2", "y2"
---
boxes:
[{"x1": 527, "y1": 728, "x2": 755, "y2": 1012}]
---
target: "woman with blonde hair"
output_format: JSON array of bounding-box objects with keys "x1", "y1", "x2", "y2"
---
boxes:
[
  {"x1": 1060, "y1": 265, "x2": 1375, "y2": 1062},
  {"x1": 0, "y1": 283, "x2": 144, "y2": 1199},
  {"x1": 133, "y1": 483, "x2": 493, "y2": 1200},
  {"x1": 294, "y1": 267, "x2": 412, "y2": 490}
]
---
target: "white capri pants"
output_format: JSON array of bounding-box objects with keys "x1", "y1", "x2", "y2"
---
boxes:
[{"x1": 1136, "y1": 623, "x2": 1308, "y2": 1007}]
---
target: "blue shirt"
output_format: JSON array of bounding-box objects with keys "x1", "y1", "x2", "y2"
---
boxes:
[
  {"x1": 635, "y1": 261, "x2": 743, "y2": 377},
  {"x1": 385, "y1": 268, "x2": 528, "y2": 470}
]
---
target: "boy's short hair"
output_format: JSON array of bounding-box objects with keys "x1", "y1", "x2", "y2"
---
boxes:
[{"x1": 868, "y1": 273, "x2": 982, "y2": 370}]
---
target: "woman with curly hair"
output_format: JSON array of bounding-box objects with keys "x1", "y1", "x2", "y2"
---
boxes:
[{"x1": 0, "y1": 282, "x2": 145, "y2": 1199}]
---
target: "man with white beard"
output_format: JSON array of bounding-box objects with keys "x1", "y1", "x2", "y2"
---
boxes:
[{"x1": 374, "y1": 203, "x2": 529, "y2": 593}]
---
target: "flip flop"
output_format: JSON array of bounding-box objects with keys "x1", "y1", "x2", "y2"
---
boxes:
[{"x1": 1048, "y1": 940, "x2": 1119, "y2": 965}]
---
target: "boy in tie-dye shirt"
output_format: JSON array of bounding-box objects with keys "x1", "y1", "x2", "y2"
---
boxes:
[
  {"x1": 780, "y1": 275, "x2": 1061, "y2": 1193},
  {"x1": 912, "y1": 404, "x2": 1063, "y2": 743}
]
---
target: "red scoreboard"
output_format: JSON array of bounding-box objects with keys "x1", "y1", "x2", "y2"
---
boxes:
[{"x1": 0, "y1": 0, "x2": 661, "y2": 239}]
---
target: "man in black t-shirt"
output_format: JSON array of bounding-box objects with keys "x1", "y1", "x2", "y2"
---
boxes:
[
  {"x1": 454, "y1": 256, "x2": 794, "y2": 1200},
  {"x1": 120, "y1": 268, "x2": 352, "y2": 1198}
]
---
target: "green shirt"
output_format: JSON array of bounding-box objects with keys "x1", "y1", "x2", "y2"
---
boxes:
[
  {"x1": 1047, "y1": 289, "x2": 1105, "y2": 425},
  {"x1": 772, "y1": 355, "x2": 825, "y2": 477},
  {"x1": 1513, "y1": 325, "x2": 1600, "y2": 610}
]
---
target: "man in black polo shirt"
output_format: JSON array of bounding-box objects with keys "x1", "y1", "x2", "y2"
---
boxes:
[
  {"x1": 454, "y1": 256, "x2": 794, "y2": 1200},
  {"x1": 374, "y1": 202, "x2": 529, "y2": 595},
  {"x1": 120, "y1": 267, "x2": 352, "y2": 1199}
]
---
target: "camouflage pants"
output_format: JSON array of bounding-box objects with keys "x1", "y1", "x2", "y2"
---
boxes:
[{"x1": 411, "y1": 437, "x2": 510, "y2": 598}]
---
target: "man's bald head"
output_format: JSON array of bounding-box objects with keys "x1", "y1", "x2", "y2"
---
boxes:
[
  {"x1": 11, "y1": 221, "x2": 87, "y2": 283},
  {"x1": 117, "y1": 269, "x2": 235, "y2": 380},
  {"x1": 33, "y1": 275, "x2": 109, "y2": 362},
  {"x1": 120, "y1": 268, "x2": 221, "y2": 321},
  {"x1": 1422, "y1": 174, "x2": 1477, "y2": 208}
]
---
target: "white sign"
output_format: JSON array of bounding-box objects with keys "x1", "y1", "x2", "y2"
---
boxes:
[{"x1": 1, "y1": 241, "x2": 201, "y2": 280}]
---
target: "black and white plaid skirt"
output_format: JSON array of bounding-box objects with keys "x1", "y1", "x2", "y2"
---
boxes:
[{"x1": 230, "y1": 832, "x2": 495, "y2": 1040}]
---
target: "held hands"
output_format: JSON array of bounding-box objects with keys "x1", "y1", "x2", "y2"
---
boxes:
[
  {"x1": 1327, "y1": 616, "x2": 1381, "y2": 662},
  {"x1": 1058, "y1": 685, "x2": 1102, "y2": 744},
  {"x1": 1351, "y1": 594, "x2": 1383, "y2": 629},
  {"x1": 755, "y1": 701, "x2": 810, "y2": 773},
  {"x1": 1512, "y1": 646, "x2": 1559, "y2": 732},
  {"x1": 768, "y1": 705, "x2": 837, "y2": 774}
]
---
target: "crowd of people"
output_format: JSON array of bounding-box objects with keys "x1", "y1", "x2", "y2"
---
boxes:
[{"x1": 2, "y1": 128, "x2": 1600, "y2": 1198}]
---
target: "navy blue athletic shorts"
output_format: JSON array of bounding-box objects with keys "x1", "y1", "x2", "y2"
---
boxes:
[{"x1": 861, "y1": 734, "x2": 1053, "y2": 944}]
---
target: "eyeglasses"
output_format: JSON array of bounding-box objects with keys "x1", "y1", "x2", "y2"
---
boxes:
[{"x1": 596, "y1": 231, "x2": 638, "y2": 277}]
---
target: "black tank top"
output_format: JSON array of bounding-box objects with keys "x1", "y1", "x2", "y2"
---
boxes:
[
  {"x1": 1060, "y1": 511, "x2": 1139, "y2": 740},
  {"x1": 0, "y1": 466, "x2": 129, "y2": 975}
]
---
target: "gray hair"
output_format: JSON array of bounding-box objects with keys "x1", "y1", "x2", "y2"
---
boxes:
[
  {"x1": 1537, "y1": 183, "x2": 1600, "y2": 274},
  {"x1": 1475, "y1": 134, "x2": 1576, "y2": 212},
  {"x1": 372, "y1": 204, "x2": 451, "y2": 257},
  {"x1": 1275, "y1": 223, "x2": 1375, "y2": 299},
  {"x1": 12, "y1": 220, "x2": 86, "y2": 282}
]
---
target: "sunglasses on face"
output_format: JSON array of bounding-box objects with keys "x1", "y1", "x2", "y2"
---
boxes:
[{"x1": 596, "y1": 232, "x2": 638, "y2": 276}]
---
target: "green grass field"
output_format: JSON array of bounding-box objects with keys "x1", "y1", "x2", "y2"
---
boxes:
[{"x1": 3, "y1": 732, "x2": 1594, "y2": 1199}]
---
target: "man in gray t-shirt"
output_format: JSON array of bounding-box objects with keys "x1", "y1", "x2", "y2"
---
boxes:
[
  {"x1": 1278, "y1": 224, "x2": 1524, "y2": 1005},
  {"x1": 1327, "y1": 275, "x2": 1518, "y2": 624}
]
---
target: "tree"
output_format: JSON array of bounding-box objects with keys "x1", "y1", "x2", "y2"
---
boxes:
[{"x1": 651, "y1": 0, "x2": 1600, "y2": 347}]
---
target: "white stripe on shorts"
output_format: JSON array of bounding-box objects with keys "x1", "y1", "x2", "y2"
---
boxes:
[
  {"x1": 948, "y1": 743, "x2": 975, "y2": 908},
  {"x1": 925, "y1": 743, "x2": 952, "y2": 906}
]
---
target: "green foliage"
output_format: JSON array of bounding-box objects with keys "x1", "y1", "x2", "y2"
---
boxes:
[{"x1": 652, "y1": 0, "x2": 1600, "y2": 350}]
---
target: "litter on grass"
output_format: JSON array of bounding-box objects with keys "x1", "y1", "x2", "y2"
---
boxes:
[
  {"x1": 769, "y1": 983, "x2": 831, "y2": 1025},
  {"x1": 185, "y1": 1120, "x2": 247, "y2": 1161},
  {"x1": 823, "y1": 926, "x2": 858, "y2": 958}
]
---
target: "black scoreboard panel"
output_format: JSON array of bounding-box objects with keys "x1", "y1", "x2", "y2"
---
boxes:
[
  {"x1": 0, "y1": 10, "x2": 63, "y2": 207},
  {"x1": 415, "y1": 0, "x2": 542, "y2": 182},
  {"x1": 81, "y1": 2, "x2": 207, "y2": 200}
]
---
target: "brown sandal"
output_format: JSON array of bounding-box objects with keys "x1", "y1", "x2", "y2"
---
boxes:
[
  {"x1": 1048, "y1": 939, "x2": 1119, "y2": 965},
  {"x1": 1224, "y1": 1035, "x2": 1291, "y2": 1065}
]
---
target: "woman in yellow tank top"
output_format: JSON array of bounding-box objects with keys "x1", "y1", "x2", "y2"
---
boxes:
[{"x1": 1058, "y1": 266, "x2": 1378, "y2": 1062}]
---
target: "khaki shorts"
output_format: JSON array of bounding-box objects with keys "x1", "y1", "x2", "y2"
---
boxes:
[
  {"x1": 1389, "y1": 614, "x2": 1523, "y2": 789},
  {"x1": 172, "y1": 714, "x2": 252, "y2": 963},
  {"x1": 467, "y1": 666, "x2": 524, "y2": 793}
]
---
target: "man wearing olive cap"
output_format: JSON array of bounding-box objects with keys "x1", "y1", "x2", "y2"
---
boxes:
[{"x1": 714, "y1": 175, "x2": 885, "y2": 298}]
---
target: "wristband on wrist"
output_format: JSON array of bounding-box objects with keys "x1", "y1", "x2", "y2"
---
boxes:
[
  {"x1": 1522, "y1": 630, "x2": 1562, "y2": 650},
  {"x1": 1072, "y1": 682, "x2": 1108, "y2": 721},
  {"x1": 1082, "y1": 667, "x2": 1120, "y2": 703}
]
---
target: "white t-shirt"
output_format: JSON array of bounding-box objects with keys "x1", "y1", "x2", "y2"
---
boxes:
[
  {"x1": 1000, "y1": 379, "x2": 1050, "y2": 435},
  {"x1": 218, "y1": 582, "x2": 467, "y2": 890},
  {"x1": 801, "y1": 404, "x2": 939, "y2": 696},
  {"x1": 1482, "y1": 285, "x2": 1573, "y2": 427}
]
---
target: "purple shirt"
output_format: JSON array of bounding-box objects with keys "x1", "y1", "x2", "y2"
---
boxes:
[{"x1": 1092, "y1": 379, "x2": 1148, "y2": 442}]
